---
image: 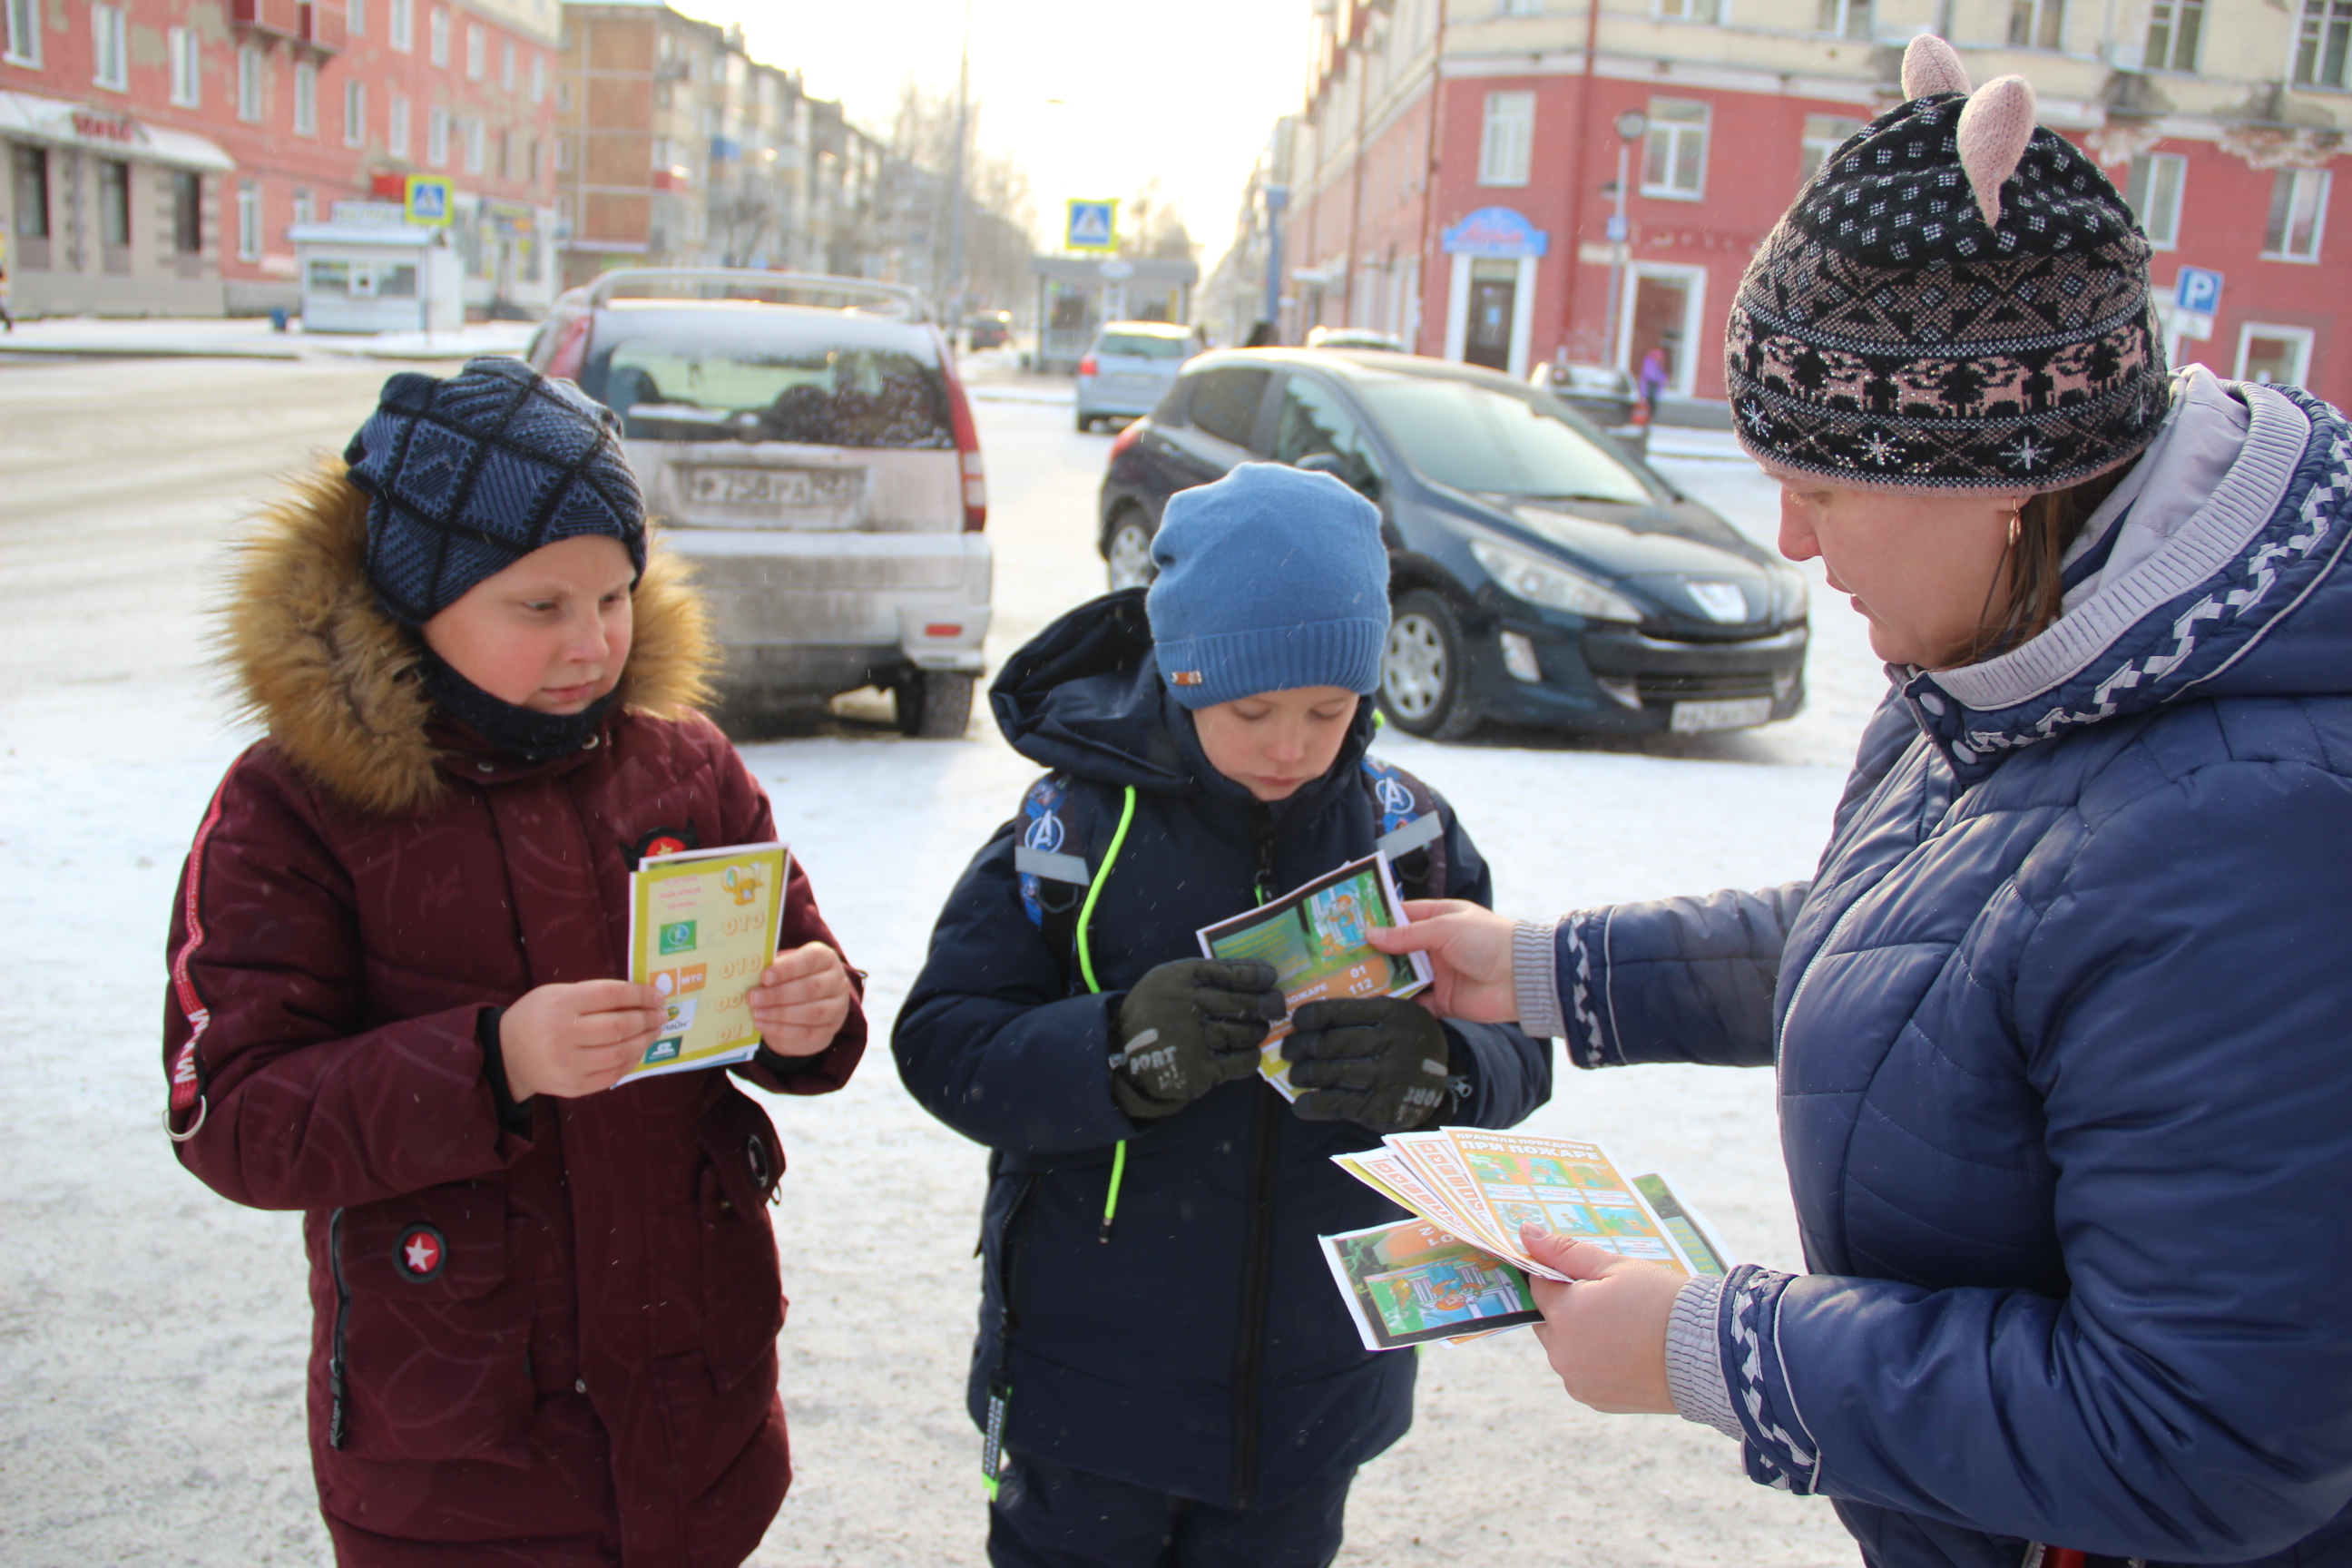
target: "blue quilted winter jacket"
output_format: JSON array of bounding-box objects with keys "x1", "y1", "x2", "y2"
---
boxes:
[{"x1": 1553, "y1": 369, "x2": 2352, "y2": 1568}]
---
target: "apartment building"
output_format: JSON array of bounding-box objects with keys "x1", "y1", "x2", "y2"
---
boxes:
[
  {"x1": 2, "y1": 0, "x2": 559, "y2": 316},
  {"x1": 1281, "y1": 0, "x2": 2352, "y2": 407}
]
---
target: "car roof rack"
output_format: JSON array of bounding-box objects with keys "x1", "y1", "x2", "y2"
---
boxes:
[{"x1": 583, "y1": 268, "x2": 932, "y2": 321}]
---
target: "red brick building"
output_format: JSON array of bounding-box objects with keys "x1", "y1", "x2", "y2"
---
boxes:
[
  {"x1": 3, "y1": 0, "x2": 558, "y2": 317},
  {"x1": 1279, "y1": 0, "x2": 2352, "y2": 410}
]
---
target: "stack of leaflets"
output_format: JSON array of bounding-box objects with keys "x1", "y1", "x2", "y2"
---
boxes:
[
  {"x1": 620, "y1": 841, "x2": 791, "y2": 1085},
  {"x1": 1194, "y1": 851, "x2": 1433, "y2": 1101},
  {"x1": 1317, "y1": 1130, "x2": 1731, "y2": 1352}
]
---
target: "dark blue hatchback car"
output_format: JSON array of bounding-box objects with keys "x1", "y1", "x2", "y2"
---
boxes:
[{"x1": 1096, "y1": 348, "x2": 1809, "y2": 740}]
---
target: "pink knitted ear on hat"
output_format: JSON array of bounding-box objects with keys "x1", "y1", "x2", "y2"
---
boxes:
[
  {"x1": 1901, "y1": 34, "x2": 1973, "y2": 98},
  {"x1": 1956, "y1": 75, "x2": 2038, "y2": 228}
]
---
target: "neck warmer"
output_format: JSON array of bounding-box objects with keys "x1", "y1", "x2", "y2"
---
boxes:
[{"x1": 420, "y1": 647, "x2": 620, "y2": 764}]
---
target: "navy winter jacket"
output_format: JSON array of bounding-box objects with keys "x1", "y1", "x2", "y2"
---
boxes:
[
  {"x1": 894, "y1": 591, "x2": 1551, "y2": 1511},
  {"x1": 1553, "y1": 371, "x2": 2352, "y2": 1566}
]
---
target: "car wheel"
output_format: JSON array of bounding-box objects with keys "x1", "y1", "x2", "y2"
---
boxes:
[
  {"x1": 1379, "y1": 590, "x2": 1480, "y2": 741},
  {"x1": 896, "y1": 671, "x2": 975, "y2": 740},
  {"x1": 1074, "y1": 409, "x2": 1093, "y2": 434},
  {"x1": 1104, "y1": 510, "x2": 1157, "y2": 591}
]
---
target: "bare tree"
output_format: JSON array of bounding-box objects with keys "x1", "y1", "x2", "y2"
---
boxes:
[{"x1": 887, "y1": 80, "x2": 1037, "y2": 313}]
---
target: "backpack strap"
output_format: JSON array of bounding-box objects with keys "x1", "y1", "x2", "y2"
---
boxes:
[{"x1": 1359, "y1": 753, "x2": 1449, "y2": 902}]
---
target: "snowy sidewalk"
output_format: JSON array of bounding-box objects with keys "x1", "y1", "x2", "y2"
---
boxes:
[{"x1": 0, "y1": 314, "x2": 534, "y2": 362}]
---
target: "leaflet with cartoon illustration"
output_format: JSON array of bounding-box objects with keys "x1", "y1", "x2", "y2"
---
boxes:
[
  {"x1": 1318, "y1": 1218, "x2": 1542, "y2": 1352},
  {"x1": 1194, "y1": 851, "x2": 1432, "y2": 1101},
  {"x1": 620, "y1": 841, "x2": 790, "y2": 1084}
]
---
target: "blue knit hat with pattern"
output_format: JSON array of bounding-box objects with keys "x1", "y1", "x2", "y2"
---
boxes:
[
  {"x1": 345, "y1": 356, "x2": 646, "y2": 626},
  {"x1": 1145, "y1": 463, "x2": 1389, "y2": 710}
]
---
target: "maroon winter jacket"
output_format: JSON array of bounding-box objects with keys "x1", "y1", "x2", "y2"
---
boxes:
[{"x1": 162, "y1": 466, "x2": 866, "y2": 1566}]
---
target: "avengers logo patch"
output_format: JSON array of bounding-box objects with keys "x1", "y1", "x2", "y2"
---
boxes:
[
  {"x1": 395, "y1": 1224, "x2": 446, "y2": 1283},
  {"x1": 625, "y1": 821, "x2": 701, "y2": 869}
]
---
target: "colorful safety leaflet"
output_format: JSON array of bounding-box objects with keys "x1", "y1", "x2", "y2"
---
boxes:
[
  {"x1": 620, "y1": 841, "x2": 790, "y2": 1085},
  {"x1": 1327, "y1": 1128, "x2": 1732, "y2": 1306},
  {"x1": 1194, "y1": 851, "x2": 1433, "y2": 1101},
  {"x1": 1318, "y1": 1217, "x2": 1543, "y2": 1351}
]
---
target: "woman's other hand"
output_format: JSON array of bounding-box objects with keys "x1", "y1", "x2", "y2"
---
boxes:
[
  {"x1": 750, "y1": 941, "x2": 854, "y2": 1057},
  {"x1": 1367, "y1": 900, "x2": 1520, "y2": 1022},
  {"x1": 1523, "y1": 1222, "x2": 1682, "y2": 1415}
]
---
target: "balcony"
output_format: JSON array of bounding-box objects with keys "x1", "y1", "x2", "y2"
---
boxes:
[
  {"x1": 230, "y1": 0, "x2": 300, "y2": 39},
  {"x1": 299, "y1": 1, "x2": 347, "y2": 54}
]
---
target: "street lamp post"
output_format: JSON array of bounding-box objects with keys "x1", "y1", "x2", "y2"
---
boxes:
[
  {"x1": 945, "y1": 0, "x2": 973, "y2": 325},
  {"x1": 1602, "y1": 108, "x2": 1645, "y2": 372}
]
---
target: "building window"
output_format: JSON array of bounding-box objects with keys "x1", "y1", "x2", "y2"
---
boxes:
[
  {"x1": 347, "y1": 0, "x2": 364, "y2": 34},
  {"x1": 2009, "y1": 0, "x2": 2064, "y2": 48},
  {"x1": 1642, "y1": 97, "x2": 1710, "y2": 199},
  {"x1": 1477, "y1": 91, "x2": 1534, "y2": 186},
  {"x1": 501, "y1": 37, "x2": 515, "y2": 90},
  {"x1": 294, "y1": 60, "x2": 318, "y2": 136},
  {"x1": 2124, "y1": 152, "x2": 2185, "y2": 248},
  {"x1": 389, "y1": 0, "x2": 411, "y2": 51},
  {"x1": 2264, "y1": 166, "x2": 2330, "y2": 260},
  {"x1": 2144, "y1": 0, "x2": 2200, "y2": 70},
  {"x1": 92, "y1": 3, "x2": 127, "y2": 90},
  {"x1": 237, "y1": 181, "x2": 261, "y2": 261},
  {"x1": 526, "y1": 134, "x2": 540, "y2": 183},
  {"x1": 532, "y1": 52, "x2": 546, "y2": 101},
  {"x1": 1658, "y1": 0, "x2": 1721, "y2": 17},
  {"x1": 1817, "y1": 0, "x2": 1871, "y2": 37},
  {"x1": 1499, "y1": 0, "x2": 1540, "y2": 13},
  {"x1": 237, "y1": 45, "x2": 264, "y2": 122},
  {"x1": 428, "y1": 104, "x2": 451, "y2": 166},
  {"x1": 169, "y1": 26, "x2": 201, "y2": 107},
  {"x1": 172, "y1": 170, "x2": 201, "y2": 252},
  {"x1": 2237, "y1": 323, "x2": 2314, "y2": 386},
  {"x1": 343, "y1": 79, "x2": 366, "y2": 147},
  {"x1": 558, "y1": 80, "x2": 573, "y2": 112},
  {"x1": 389, "y1": 91, "x2": 410, "y2": 158},
  {"x1": 98, "y1": 159, "x2": 130, "y2": 247},
  {"x1": 292, "y1": 188, "x2": 313, "y2": 226},
  {"x1": 2296, "y1": 0, "x2": 2352, "y2": 87},
  {"x1": 1799, "y1": 113, "x2": 1862, "y2": 185},
  {"x1": 554, "y1": 135, "x2": 571, "y2": 172},
  {"x1": 462, "y1": 116, "x2": 485, "y2": 173},
  {"x1": 5, "y1": 0, "x2": 42, "y2": 68},
  {"x1": 11, "y1": 142, "x2": 49, "y2": 240},
  {"x1": 466, "y1": 23, "x2": 484, "y2": 78},
  {"x1": 429, "y1": 6, "x2": 449, "y2": 66}
]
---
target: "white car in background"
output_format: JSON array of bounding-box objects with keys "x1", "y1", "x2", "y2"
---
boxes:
[
  {"x1": 528, "y1": 270, "x2": 991, "y2": 737},
  {"x1": 1074, "y1": 320, "x2": 1207, "y2": 432}
]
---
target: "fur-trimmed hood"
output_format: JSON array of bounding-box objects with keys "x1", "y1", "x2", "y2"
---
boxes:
[{"x1": 217, "y1": 459, "x2": 714, "y2": 818}]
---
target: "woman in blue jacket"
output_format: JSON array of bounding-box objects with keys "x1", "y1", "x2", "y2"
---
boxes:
[{"x1": 1379, "y1": 39, "x2": 2352, "y2": 1568}]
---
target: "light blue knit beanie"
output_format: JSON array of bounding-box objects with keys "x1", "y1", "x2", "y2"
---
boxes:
[{"x1": 1145, "y1": 463, "x2": 1390, "y2": 710}]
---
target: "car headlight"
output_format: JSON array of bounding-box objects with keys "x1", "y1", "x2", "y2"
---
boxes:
[
  {"x1": 1469, "y1": 539, "x2": 1644, "y2": 623},
  {"x1": 1770, "y1": 565, "x2": 1810, "y2": 624}
]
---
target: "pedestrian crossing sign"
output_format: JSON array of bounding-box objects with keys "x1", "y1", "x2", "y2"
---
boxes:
[
  {"x1": 1065, "y1": 199, "x2": 1118, "y2": 253},
  {"x1": 405, "y1": 175, "x2": 454, "y2": 227}
]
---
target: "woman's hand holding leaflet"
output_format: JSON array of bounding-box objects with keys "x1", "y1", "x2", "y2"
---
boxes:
[
  {"x1": 1110, "y1": 959, "x2": 1286, "y2": 1119},
  {"x1": 1284, "y1": 998, "x2": 1451, "y2": 1132},
  {"x1": 501, "y1": 979, "x2": 668, "y2": 1101},
  {"x1": 1367, "y1": 901, "x2": 1520, "y2": 1023},
  {"x1": 749, "y1": 940, "x2": 854, "y2": 1057},
  {"x1": 1522, "y1": 1222, "x2": 1681, "y2": 1416}
]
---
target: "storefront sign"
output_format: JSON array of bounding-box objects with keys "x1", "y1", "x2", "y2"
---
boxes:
[{"x1": 1442, "y1": 207, "x2": 1549, "y2": 260}]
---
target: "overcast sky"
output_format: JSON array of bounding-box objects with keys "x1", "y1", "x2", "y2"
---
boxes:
[{"x1": 673, "y1": 0, "x2": 1316, "y2": 266}]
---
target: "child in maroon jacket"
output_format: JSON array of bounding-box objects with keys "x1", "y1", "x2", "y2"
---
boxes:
[{"x1": 162, "y1": 358, "x2": 867, "y2": 1567}]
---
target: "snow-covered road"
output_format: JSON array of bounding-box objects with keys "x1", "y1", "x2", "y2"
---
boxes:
[{"x1": 0, "y1": 358, "x2": 1868, "y2": 1564}]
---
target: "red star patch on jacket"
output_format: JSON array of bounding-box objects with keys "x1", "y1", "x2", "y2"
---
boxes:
[{"x1": 396, "y1": 1223, "x2": 446, "y2": 1282}]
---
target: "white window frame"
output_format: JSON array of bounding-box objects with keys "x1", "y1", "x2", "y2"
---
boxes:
[
  {"x1": 1657, "y1": 0, "x2": 1722, "y2": 19},
  {"x1": 388, "y1": 91, "x2": 411, "y2": 158},
  {"x1": 92, "y1": 4, "x2": 127, "y2": 90},
  {"x1": 343, "y1": 78, "x2": 366, "y2": 148},
  {"x1": 169, "y1": 26, "x2": 201, "y2": 108},
  {"x1": 2145, "y1": 0, "x2": 2201, "y2": 71},
  {"x1": 293, "y1": 60, "x2": 318, "y2": 136},
  {"x1": 429, "y1": 6, "x2": 449, "y2": 67},
  {"x1": 237, "y1": 44, "x2": 264, "y2": 122},
  {"x1": 1614, "y1": 260, "x2": 1710, "y2": 394},
  {"x1": 1642, "y1": 97, "x2": 1710, "y2": 201},
  {"x1": 501, "y1": 37, "x2": 515, "y2": 91},
  {"x1": 531, "y1": 52, "x2": 545, "y2": 102},
  {"x1": 1498, "y1": 0, "x2": 1541, "y2": 14},
  {"x1": 2008, "y1": 0, "x2": 2066, "y2": 49},
  {"x1": 2264, "y1": 166, "x2": 2331, "y2": 260},
  {"x1": 5, "y1": 0, "x2": 42, "y2": 68},
  {"x1": 347, "y1": 0, "x2": 365, "y2": 35},
  {"x1": 291, "y1": 188, "x2": 313, "y2": 226},
  {"x1": 466, "y1": 23, "x2": 484, "y2": 79},
  {"x1": 1817, "y1": 0, "x2": 1871, "y2": 36},
  {"x1": 554, "y1": 134, "x2": 572, "y2": 172},
  {"x1": 2235, "y1": 322, "x2": 2314, "y2": 385},
  {"x1": 1799, "y1": 114, "x2": 1862, "y2": 186},
  {"x1": 428, "y1": 103, "x2": 451, "y2": 167},
  {"x1": 236, "y1": 181, "x2": 262, "y2": 261},
  {"x1": 1477, "y1": 90, "x2": 1534, "y2": 187},
  {"x1": 462, "y1": 115, "x2": 485, "y2": 174},
  {"x1": 2296, "y1": 0, "x2": 2352, "y2": 88},
  {"x1": 2125, "y1": 152, "x2": 2186, "y2": 249},
  {"x1": 389, "y1": 0, "x2": 412, "y2": 52}
]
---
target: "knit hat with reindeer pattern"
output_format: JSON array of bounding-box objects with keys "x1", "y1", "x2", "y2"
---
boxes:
[{"x1": 1726, "y1": 34, "x2": 2169, "y2": 495}]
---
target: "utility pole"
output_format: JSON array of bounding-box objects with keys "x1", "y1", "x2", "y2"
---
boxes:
[{"x1": 945, "y1": 0, "x2": 972, "y2": 322}]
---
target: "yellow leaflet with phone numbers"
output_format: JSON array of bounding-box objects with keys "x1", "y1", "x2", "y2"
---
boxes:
[{"x1": 622, "y1": 841, "x2": 790, "y2": 1084}]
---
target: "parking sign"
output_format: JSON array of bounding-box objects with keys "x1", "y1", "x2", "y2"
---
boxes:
[
  {"x1": 405, "y1": 175, "x2": 453, "y2": 227},
  {"x1": 1065, "y1": 199, "x2": 1117, "y2": 253},
  {"x1": 2176, "y1": 266, "x2": 2222, "y2": 317}
]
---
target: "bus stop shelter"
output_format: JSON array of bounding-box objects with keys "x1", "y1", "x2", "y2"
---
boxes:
[{"x1": 1032, "y1": 255, "x2": 1199, "y2": 373}]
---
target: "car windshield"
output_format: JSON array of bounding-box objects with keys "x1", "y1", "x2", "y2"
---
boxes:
[
  {"x1": 583, "y1": 309, "x2": 954, "y2": 449},
  {"x1": 1355, "y1": 375, "x2": 1658, "y2": 505},
  {"x1": 1097, "y1": 332, "x2": 1191, "y2": 360}
]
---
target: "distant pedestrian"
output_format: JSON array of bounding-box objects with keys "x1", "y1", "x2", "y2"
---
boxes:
[
  {"x1": 162, "y1": 356, "x2": 867, "y2": 1564},
  {"x1": 1377, "y1": 35, "x2": 2352, "y2": 1568},
  {"x1": 1635, "y1": 342, "x2": 1668, "y2": 416},
  {"x1": 895, "y1": 464, "x2": 1551, "y2": 1568}
]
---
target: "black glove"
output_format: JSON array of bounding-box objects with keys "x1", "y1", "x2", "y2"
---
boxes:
[
  {"x1": 1283, "y1": 998, "x2": 1454, "y2": 1132},
  {"x1": 1110, "y1": 960, "x2": 1286, "y2": 1119}
]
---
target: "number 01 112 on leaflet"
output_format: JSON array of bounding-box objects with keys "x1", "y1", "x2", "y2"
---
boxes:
[{"x1": 621, "y1": 841, "x2": 791, "y2": 1084}]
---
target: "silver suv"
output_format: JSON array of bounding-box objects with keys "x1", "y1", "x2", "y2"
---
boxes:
[{"x1": 528, "y1": 270, "x2": 990, "y2": 736}]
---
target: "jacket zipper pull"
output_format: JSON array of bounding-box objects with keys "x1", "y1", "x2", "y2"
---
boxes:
[{"x1": 1250, "y1": 804, "x2": 1279, "y2": 905}]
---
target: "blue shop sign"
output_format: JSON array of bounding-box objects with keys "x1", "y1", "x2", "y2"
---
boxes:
[{"x1": 1442, "y1": 207, "x2": 1549, "y2": 259}]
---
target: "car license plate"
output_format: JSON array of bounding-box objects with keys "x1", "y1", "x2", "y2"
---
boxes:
[
  {"x1": 687, "y1": 467, "x2": 858, "y2": 508},
  {"x1": 1671, "y1": 697, "x2": 1772, "y2": 733}
]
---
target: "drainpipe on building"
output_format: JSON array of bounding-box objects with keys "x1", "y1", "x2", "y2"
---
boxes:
[
  {"x1": 1561, "y1": 0, "x2": 1603, "y2": 359},
  {"x1": 1342, "y1": 30, "x2": 1369, "y2": 328},
  {"x1": 1263, "y1": 184, "x2": 1289, "y2": 329},
  {"x1": 1412, "y1": 1, "x2": 1447, "y2": 356}
]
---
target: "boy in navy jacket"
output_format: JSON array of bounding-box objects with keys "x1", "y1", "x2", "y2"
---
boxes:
[{"x1": 894, "y1": 464, "x2": 1551, "y2": 1568}]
